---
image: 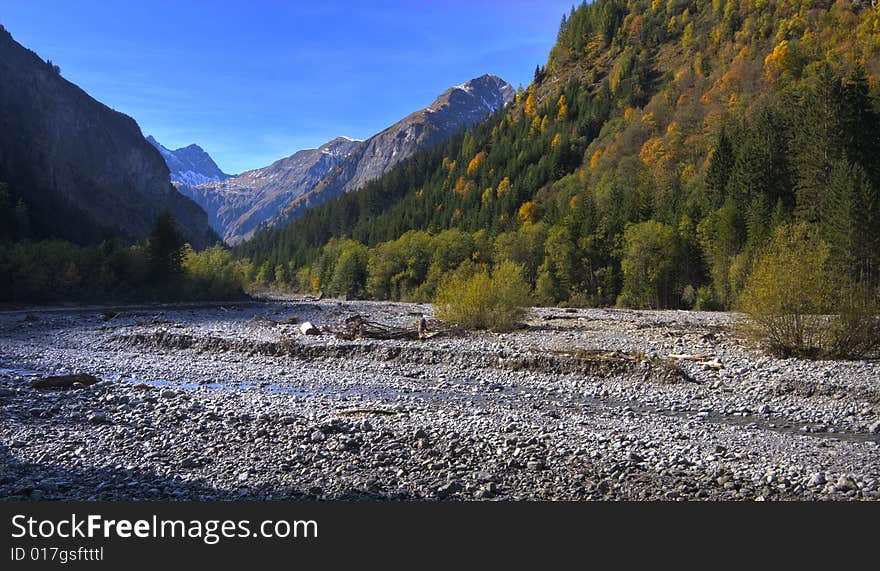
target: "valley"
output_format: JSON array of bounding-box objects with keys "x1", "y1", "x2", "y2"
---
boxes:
[{"x1": 1, "y1": 299, "x2": 877, "y2": 501}]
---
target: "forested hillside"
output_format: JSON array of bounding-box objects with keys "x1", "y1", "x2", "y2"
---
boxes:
[{"x1": 239, "y1": 0, "x2": 880, "y2": 310}]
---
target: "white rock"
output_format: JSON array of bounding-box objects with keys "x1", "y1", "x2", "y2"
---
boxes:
[{"x1": 299, "y1": 322, "x2": 320, "y2": 336}]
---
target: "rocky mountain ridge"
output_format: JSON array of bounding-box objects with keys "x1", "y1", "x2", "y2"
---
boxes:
[
  {"x1": 146, "y1": 136, "x2": 231, "y2": 187},
  {"x1": 187, "y1": 74, "x2": 513, "y2": 244},
  {"x1": 178, "y1": 137, "x2": 361, "y2": 243}
]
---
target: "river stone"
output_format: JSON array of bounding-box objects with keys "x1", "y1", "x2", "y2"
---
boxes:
[
  {"x1": 835, "y1": 475, "x2": 857, "y2": 491},
  {"x1": 808, "y1": 473, "x2": 826, "y2": 487},
  {"x1": 299, "y1": 322, "x2": 320, "y2": 336},
  {"x1": 436, "y1": 481, "x2": 463, "y2": 498}
]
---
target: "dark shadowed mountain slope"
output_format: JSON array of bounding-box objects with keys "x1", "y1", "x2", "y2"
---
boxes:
[{"x1": 0, "y1": 27, "x2": 217, "y2": 248}]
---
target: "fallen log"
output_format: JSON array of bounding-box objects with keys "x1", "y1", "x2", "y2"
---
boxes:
[
  {"x1": 332, "y1": 314, "x2": 458, "y2": 341},
  {"x1": 667, "y1": 353, "x2": 710, "y2": 361},
  {"x1": 702, "y1": 359, "x2": 724, "y2": 370},
  {"x1": 338, "y1": 408, "x2": 400, "y2": 416},
  {"x1": 299, "y1": 321, "x2": 321, "y2": 335},
  {"x1": 31, "y1": 373, "x2": 100, "y2": 389}
]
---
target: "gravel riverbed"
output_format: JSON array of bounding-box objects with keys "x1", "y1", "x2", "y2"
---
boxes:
[{"x1": 1, "y1": 298, "x2": 878, "y2": 501}]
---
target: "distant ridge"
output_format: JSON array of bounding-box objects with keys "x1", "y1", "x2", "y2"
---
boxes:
[
  {"x1": 147, "y1": 136, "x2": 231, "y2": 187},
  {"x1": 185, "y1": 74, "x2": 514, "y2": 244}
]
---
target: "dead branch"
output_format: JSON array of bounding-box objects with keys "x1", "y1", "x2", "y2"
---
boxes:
[
  {"x1": 338, "y1": 408, "x2": 400, "y2": 416},
  {"x1": 331, "y1": 314, "x2": 459, "y2": 341}
]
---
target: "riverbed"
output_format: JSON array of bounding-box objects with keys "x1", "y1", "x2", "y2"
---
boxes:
[{"x1": 1, "y1": 299, "x2": 878, "y2": 500}]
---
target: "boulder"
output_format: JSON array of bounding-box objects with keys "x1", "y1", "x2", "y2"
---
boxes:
[{"x1": 299, "y1": 322, "x2": 320, "y2": 336}]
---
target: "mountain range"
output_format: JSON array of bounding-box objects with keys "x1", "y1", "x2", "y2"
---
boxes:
[
  {"x1": 176, "y1": 136, "x2": 361, "y2": 244},
  {"x1": 0, "y1": 26, "x2": 217, "y2": 248},
  {"x1": 175, "y1": 74, "x2": 514, "y2": 244},
  {"x1": 146, "y1": 136, "x2": 231, "y2": 187}
]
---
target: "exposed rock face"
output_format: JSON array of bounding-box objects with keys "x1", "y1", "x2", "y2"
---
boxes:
[
  {"x1": 146, "y1": 136, "x2": 230, "y2": 187},
  {"x1": 192, "y1": 74, "x2": 513, "y2": 244},
  {"x1": 320, "y1": 74, "x2": 516, "y2": 197},
  {"x1": 0, "y1": 27, "x2": 217, "y2": 248},
  {"x1": 181, "y1": 137, "x2": 360, "y2": 243}
]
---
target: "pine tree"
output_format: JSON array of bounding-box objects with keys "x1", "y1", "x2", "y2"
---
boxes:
[
  {"x1": 840, "y1": 64, "x2": 880, "y2": 186},
  {"x1": 792, "y1": 66, "x2": 843, "y2": 223},
  {"x1": 705, "y1": 127, "x2": 734, "y2": 211},
  {"x1": 148, "y1": 210, "x2": 184, "y2": 278},
  {"x1": 822, "y1": 160, "x2": 858, "y2": 275}
]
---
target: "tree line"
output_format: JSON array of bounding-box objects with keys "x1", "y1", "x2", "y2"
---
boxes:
[{"x1": 0, "y1": 204, "x2": 251, "y2": 303}]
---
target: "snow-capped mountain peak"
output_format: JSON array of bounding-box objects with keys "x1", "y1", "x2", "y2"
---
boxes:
[{"x1": 147, "y1": 135, "x2": 231, "y2": 186}]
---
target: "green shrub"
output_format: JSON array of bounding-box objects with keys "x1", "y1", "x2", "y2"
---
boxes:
[
  {"x1": 694, "y1": 285, "x2": 723, "y2": 311},
  {"x1": 618, "y1": 221, "x2": 677, "y2": 309},
  {"x1": 533, "y1": 265, "x2": 560, "y2": 307},
  {"x1": 328, "y1": 241, "x2": 369, "y2": 298},
  {"x1": 739, "y1": 223, "x2": 879, "y2": 359},
  {"x1": 739, "y1": 223, "x2": 832, "y2": 357},
  {"x1": 433, "y1": 261, "x2": 531, "y2": 332},
  {"x1": 825, "y1": 285, "x2": 880, "y2": 359}
]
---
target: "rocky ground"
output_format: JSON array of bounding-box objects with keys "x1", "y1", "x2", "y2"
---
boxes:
[{"x1": 0, "y1": 298, "x2": 878, "y2": 501}]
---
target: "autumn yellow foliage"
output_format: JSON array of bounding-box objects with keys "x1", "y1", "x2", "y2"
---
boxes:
[
  {"x1": 524, "y1": 92, "x2": 537, "y2": 116},
  {"x1": 452, "y1": 176, "x2": 474, "y2": 197},
  {"x1": 556, "y1": 94, "x2": 568, "y2": 121},
  {"x1": 518, "y1": 201, "x2": 539, "y2": 224},
  {"x1": 467, "y1": 151, "x2": 486, "y2": 176},
  {"x1": 589, "y1": 149, "x2": 602, "y2": 171},
  {"x1": 496, "y1": 177, "x2": 511, "y2": 199}
]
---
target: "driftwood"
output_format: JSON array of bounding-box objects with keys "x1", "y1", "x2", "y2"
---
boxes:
[
  {"x1": 332, "y1": 314, "x2": 457, "y2": 341},
  {"x1": 31, "y1": 373, "x2": 100, "y2": 389},
  {"x1": 667, "y1": 353, "x2": 724, "y2": 370},
  {"x1": 667, "y1": 353, "x2": 709, "y2": 361},
  {"x1": 299, "y1": 321, "x2": 320, "y2": 336},
  {"x1": 250, "y1": 314, "x2": 299, "y2": 328},
  {"x1": 544, "y1": 314, "x2": 581, "y2": 321},
  {"x1": 338, "y1": 408, "x2": 400, "y2": 416}
]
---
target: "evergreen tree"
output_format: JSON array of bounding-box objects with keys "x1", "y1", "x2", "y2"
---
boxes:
[
  {"x1": 792, "y1": 66, "x2": 843, "y2": 224},
  {"x1": 148, "y1": 210, "x2": 184, "y2": 278},
  {"x1": 13, "y1": 199, "x2": 31, "y2": 241},
  {"x1": 840, "y1": 65, "x2": 880, "y2": 186},
  {"x1": 705, "y1": 127, "x2": 734, "y2": 211}
]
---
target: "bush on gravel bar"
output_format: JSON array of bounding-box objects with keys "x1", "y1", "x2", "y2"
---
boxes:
[
  {"x1": 739, "y1": 223, "x2": 880, "y2": 359},
  {"x1": 433, "y1": 261, "x2": 531, "y2": 332}
]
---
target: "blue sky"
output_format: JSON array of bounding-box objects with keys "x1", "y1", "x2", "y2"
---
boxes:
[{"x1": 2, "y1": 0, "x2": 573, "y2": 174}]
